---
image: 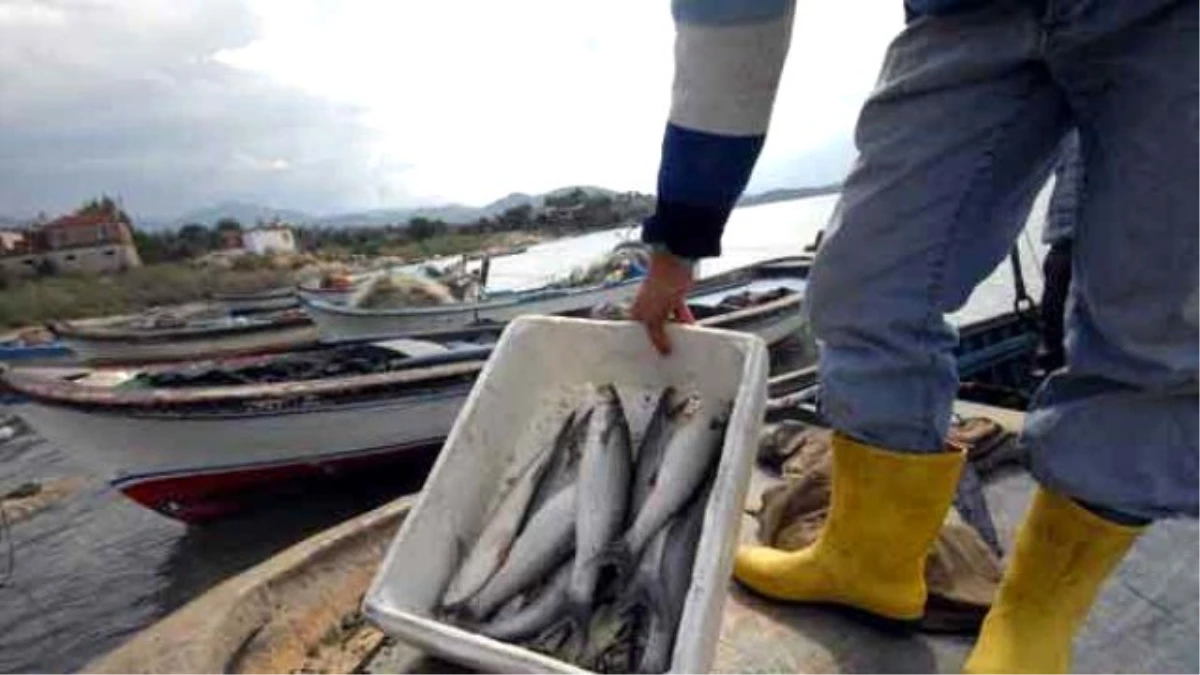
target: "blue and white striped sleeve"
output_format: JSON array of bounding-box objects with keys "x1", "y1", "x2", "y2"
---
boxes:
[{"x1": 642, "y1": 0, "x2": 796, "y2": 259}]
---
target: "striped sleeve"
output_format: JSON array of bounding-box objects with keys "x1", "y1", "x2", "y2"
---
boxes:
[{"x1": 642, "y1": 0, "x2": 796, "y2": 259}]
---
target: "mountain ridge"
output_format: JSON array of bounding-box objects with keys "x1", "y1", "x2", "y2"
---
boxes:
[
  {"x1": 168, "y1": 186, "x2": 629, "y2": 230},
  {"x1": 3, "y1": 183, "x2": 841, "y2": 231}
]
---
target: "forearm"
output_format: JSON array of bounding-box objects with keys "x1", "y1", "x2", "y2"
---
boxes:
[{"x1": 643, "y1": 0, "x2": 796, "y2": 259}]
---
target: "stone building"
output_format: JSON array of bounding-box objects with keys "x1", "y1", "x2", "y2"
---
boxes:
[{"x1": 0, "y1": 213, "x2": 142, "y2": 277}]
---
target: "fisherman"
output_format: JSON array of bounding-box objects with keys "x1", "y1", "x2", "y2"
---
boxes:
[
  {"x1": 1037, "y1": 131, "x2": 1083, "y2": 374},
  {"x1": 629, "y1": 2, "x2": 1197, "y2": 673}
]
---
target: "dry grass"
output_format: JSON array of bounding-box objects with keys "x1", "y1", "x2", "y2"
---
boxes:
[{"x1": 0, "y1": 263, "x2": 293, "y2": 329}]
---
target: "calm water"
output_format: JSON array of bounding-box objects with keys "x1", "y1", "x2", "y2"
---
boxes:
[
  {"x1": 482, "y1": 186, "x2": 1051, "y2": 325},
  {"x1": 0, "y1": 191, "x2": 1052, "y2": 673}
]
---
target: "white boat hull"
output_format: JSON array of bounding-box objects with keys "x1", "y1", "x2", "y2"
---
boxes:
[
  {"x1": 15, "y1": 387, "x2": 469, "y2": 521},
  {"x1": 296, "y1": 287, "x2": 358, "y2": 306},
  {"x1": 305, "y1": 279, "x2": 641, "y2": 342}
]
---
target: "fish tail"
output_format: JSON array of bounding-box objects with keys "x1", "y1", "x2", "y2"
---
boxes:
[
  {"x1": 600, "y1": 539, "x2": 636, "y2": 583},
  {"x1": 440, "y1": 597, "x2": 465, "y2": 616},
  {"x1": 561, "y1": 600, "x2": 592, "y2": 662},
  {"x1": 615, "y1": 577, "x2": 650, "y2": 617},
  {"x1": 463, "y1": 591, "x2": 494, "y2": 623}
]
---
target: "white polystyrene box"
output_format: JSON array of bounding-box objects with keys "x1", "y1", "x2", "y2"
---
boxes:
[{"x1": 363, "y1": 316, "x2": 769, "y2": 673}]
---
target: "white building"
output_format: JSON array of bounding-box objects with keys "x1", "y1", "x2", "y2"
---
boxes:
[{"x1": 243, "y1": 225, "x2": 297, "y2": 255}]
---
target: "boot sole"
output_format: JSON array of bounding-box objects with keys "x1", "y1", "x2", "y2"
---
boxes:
[{"x1": 733, "y1": 578, "x2": 922, "y2": 635}]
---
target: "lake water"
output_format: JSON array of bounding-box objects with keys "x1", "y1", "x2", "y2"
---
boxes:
[
  {"x1": 0, "y1": 190, "x2": 1053, "y2": 673},
  {"x1": 482, "y1": 185, "x2": 1052, "y2": 326}
]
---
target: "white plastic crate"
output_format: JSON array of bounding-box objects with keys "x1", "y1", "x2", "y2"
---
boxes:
[{"x1": 363, "y1": 316, "x2": 769, "y2": 673}]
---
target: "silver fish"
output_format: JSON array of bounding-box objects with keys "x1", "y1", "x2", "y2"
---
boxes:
[
  {"x1": 627, "y1": 522, "x2": 671, "y2": 613},
  {"x1": 580, "y1": 600, "x2": 640, "y2": 673},
  {"x1": 477, "y1": 561, "x2": 572, "y2": 642},
  {"x1": 526, "y1": 406, "x2": 592, "y2": 525},
  {"x1": 629, "y1": 387, "x2": 678, "y2": 522},
  {"x1": 441, "y1": 409, "x2": 578, "y2": 610},
  {"x1": 467, "y1": 482, "x2": 577, "y2": 620},
  {"x1": 635, "y1": 483, "x2": 708, "y2": 673},
  {"x1": 568, "y1": 384, "x2": 633, "y2": 629},
  {"x1": 615, "y1": 395, "x2": 724, "y2": 569},
  {"x1": 491, "y1": 593, "x2": 528, "y2": 623},
  {"x1": 640, "y1": 616, "x2": 675, "y2": 673}
]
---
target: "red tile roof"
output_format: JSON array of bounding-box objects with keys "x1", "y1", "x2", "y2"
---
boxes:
[{"x1": 46, "y1": 213, "x2": 116, "y2": 229}]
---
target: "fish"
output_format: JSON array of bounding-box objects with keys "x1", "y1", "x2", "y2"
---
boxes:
[
  {"x1": 610, "y1": 395, "x2": 725, "y2": 573},
  {"x1": 629, "y1": 387, "x2": 679, "y2": 521},
  {"x1": 638, "y1": 600, "x2": 676, "y2": 667},
  {"x1": 489, "y1": 593, "x2": 528, "y2": 624},
  {"x1": 580, "y1": 600, "x2": 640, "y2": 673},
  {"x1": 477, "y1": 561, "x2": 572, "y2": 642},
  {"x1": 624, "y1": 520, "x2": 671, "y2": 616},
  {"x1": 441, "y1": 408, "x2": 579, "y2": 610},
  {"x1": 525, "y1": 405, "x2": 592, "y2": 525},
  {"x1": 568, "y1": 384, "x2": 634, "y2": 633},
  {"x1": 634, "y1": 482, "x2": 709, "y2": 673},
  {"x1": 466, "y1": 482, "x2": 578, "y2": 621}
]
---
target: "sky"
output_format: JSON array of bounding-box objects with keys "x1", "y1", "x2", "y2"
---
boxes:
[{"x1": 0, "y1": 0, "x2": 903, "y2": 220}]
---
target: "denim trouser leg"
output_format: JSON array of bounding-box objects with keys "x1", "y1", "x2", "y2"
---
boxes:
[
  {"x1": 808, "y1": 0, "x2": 1070, "y2": 453},
  {"x1": 1024, "y1": 0, "x2": 1199, "y2": 520},
  {"x1": 808, "y1": 0, "x2": 1198, "y2": 519}
]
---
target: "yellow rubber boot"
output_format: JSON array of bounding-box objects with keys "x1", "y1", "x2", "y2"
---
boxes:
[
  {"x1": 734, "y1": 433, "x2": 964, "y2": 621},
  {"x1": 964, "y1": 488, "x2": 1144, "y2": 674}
]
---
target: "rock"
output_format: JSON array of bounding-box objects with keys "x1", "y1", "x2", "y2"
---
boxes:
[
  {"x1": 1, "y1": 477, "x2": 86, "y2": 525},
  {"x1": 3, "y1": 482, "x2": 40, "y2": 500}
]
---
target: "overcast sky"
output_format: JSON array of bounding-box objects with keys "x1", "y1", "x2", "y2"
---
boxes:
[{"x1": 0, "y1": 0, "x2": 903, "y2": 219}]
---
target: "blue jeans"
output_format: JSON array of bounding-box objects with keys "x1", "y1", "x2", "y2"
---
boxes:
[{"x1": 808, "y1": 0, "x2": 1198, "y2": 521}]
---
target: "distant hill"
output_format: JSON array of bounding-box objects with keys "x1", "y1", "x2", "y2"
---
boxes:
[
  {"x1": 17, "y1": 184, "x2": 831, "y2": 232},
  {"x1": 738, "y1": 183, "x2": 842, "y2": 207},
  {"x1": 313, "y1": 204, "x2": 481, "y2": 228},
  {"x1": 174, "y1": 201, "x2": 315, "y2": 228},
  {"x1": 162, "y1": 186, "x2": 627, "y2": 230}
]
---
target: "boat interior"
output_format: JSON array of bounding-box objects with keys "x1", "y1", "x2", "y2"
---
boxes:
[{"x1": 366, "y1": 308, "x2": 1198, "y2": 673}]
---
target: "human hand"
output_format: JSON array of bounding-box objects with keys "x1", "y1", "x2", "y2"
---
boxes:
[{"x1": 630, "y1": 250, "x2": 696, "y2": 355}]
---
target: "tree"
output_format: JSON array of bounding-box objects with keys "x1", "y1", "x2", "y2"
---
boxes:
[
  {"x1": 177, "y1": 223, "x2": 213, "y2": 258},
  {"x1": 498, "y1": 204, "x2": 533, "y2": 230},
  {"x1": 132, "y1": 229, "x2": 172, "y2": 264},
  {"x1": 215, "y1": 217, "x2": 243, "y2": 234},
  {"x1": 76, "y1": 194, "x2": 132, "y2": 224},
  {"x1": 407, "y1": 217, "x2": 446, "y2": 241},
  {"x1": 545, "y1": 188, "x2": 588, "y2": 209}
]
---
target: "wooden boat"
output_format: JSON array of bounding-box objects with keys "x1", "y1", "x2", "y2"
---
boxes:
[
  {"x1": 0, "y1": 340, "x2": 75, "y2": 366},
  {"x1": 47, "y1": 310, "x2": 319, "y2": 366},
  {"x1": 355, "y1": 409, "x2": 1190, "y2": 674},
  {"x1": 301, "y1": 276, "x2": 645, "y2": 342},
  {"x1": 5, "y1": 333, "x2": 496, "y2": 522},
  {"x1": 6, "y1": 265, "x2": 808, "y2": 522},
  {"x1": 0, "y1": 327, "x2": 76, "y2": 367},
  {"x1": 214, "y1": 286, "x2": 300, "y2": 315},
  {"x1": 295, "y1": 272, "x2": 375, "y2": 307},
  {"x1": 87, "y1": 307, "x2": 1193, "y2": 675},
  {"x1": 301, "y1": 255, "x2": 810, "y2": 343}
]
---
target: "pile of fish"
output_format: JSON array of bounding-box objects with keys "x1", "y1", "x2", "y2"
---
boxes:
[{"x1": 438, "y1": 383, "x2": 730, "y2": 672}]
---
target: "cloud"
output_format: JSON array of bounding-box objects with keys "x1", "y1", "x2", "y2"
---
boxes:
[
  {"x1": 0, "y1": 0, "x2": 389, "y2": 218},
  {"x1": 0, "y1": 0, "x2": 903, "y2": 219}
]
